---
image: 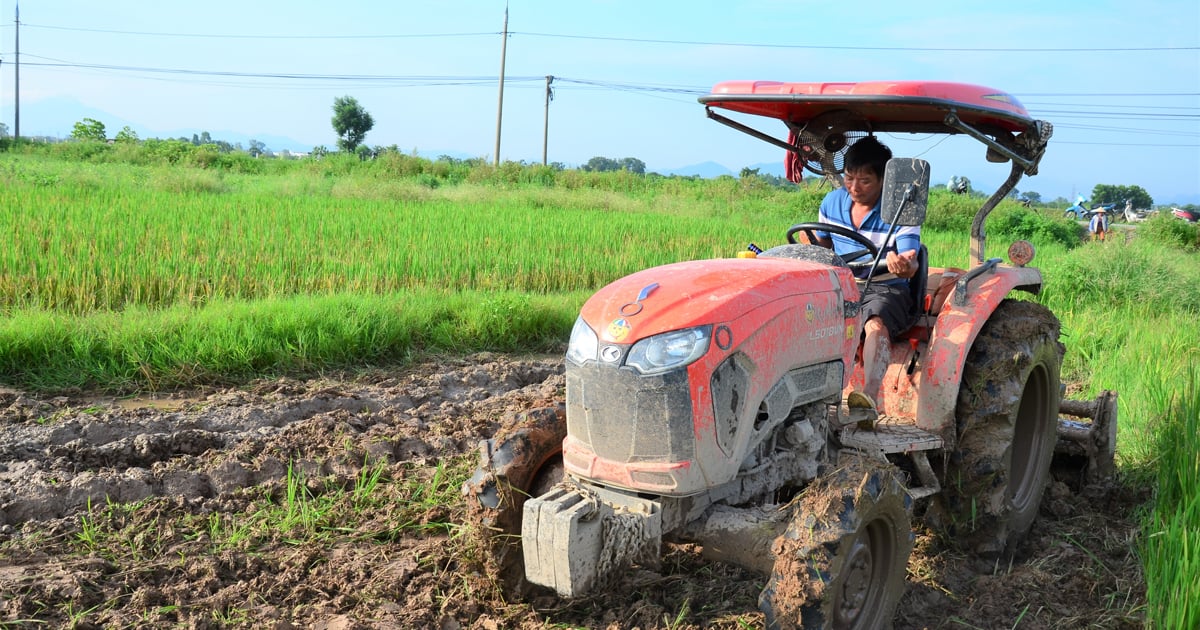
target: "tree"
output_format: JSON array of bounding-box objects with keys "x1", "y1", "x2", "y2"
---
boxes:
[
  {"x1": 248, "y1": 139, "x2": 267, "y2": 158},
  {"x1": 71, "y1": 118, "x2": 107, "y2": 142},
  {"x1": 582, "y1": 156, "x2": 619, "y2": 172},
  {"x1": 618, "y1": 157, "x2": 646, "y2": 174},
  {"x1": 115, "y1": 126, "x2": 139, "y2": 144},
  {"x1": 332, "y1": 96, "x2": 374, "y2": 153},
  {"x1": 1092, "y1": 184, "x2": 1153, "y2": 210},
  {"x1": 0, "y1": 122, "x2": 9, "y2": 138}
]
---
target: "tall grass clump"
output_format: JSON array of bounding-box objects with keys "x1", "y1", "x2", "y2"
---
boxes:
[
  {"x1": 0, "y1": 290, "x2": 577, "y2": 392},
  {"x1": 1136, "y1": 211, "x2": 1200, "y2": 251},
  {"x1": 923, "y1": 190, "x2": 978, "y2": 232},
  {"x1": 1142, "y1": 367, "x2": 1200, "y2": 629},
  {"x1": 1038, "y1": 238, "x2": 1200, "y2": 314}
]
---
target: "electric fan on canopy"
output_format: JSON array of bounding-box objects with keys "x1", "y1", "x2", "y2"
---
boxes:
[{"x1": 785, "y1": 110, "x2": 871, "y2": 187}]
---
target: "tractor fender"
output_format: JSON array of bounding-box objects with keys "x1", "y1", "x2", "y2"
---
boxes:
[{"x1": 915, "y1": 265, "x2": 1043, "y2": 445}]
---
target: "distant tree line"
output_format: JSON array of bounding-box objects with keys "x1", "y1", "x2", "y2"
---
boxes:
[{"x1": 2, "y1": 95, "x2": 1177, "y2": 207}]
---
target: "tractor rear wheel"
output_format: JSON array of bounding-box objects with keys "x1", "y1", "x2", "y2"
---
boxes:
[
  {"x1": 463, "y1": 404, "x2": 566, "y2": 596},
  {"x1": 940, "y1": 299, "x2": 1063, "y2": 559},
  {"x1": 760, "y1": 457, "x2": 913, "y2": 630}
]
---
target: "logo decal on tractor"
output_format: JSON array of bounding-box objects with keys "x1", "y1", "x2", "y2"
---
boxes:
[
  {"x1": 608, "y1": 318, "x2": 632, "y2": 342},
  {"x1": 806, "y1": 301, "x2": 841, "y2": 324},
  {"x1": 619, "y1": 282, "x2": 660, "y2": 317}
]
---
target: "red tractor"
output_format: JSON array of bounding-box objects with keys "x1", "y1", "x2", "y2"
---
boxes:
[{"x1": 467, "y1": 80, "x2": 1117, "y2": 629}]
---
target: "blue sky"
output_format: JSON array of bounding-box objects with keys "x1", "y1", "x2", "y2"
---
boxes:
[{"x1": 0, "y1": 0, "x2": 1197, "y2": 204}]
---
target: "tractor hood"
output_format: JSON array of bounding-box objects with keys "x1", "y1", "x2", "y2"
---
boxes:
[{"x1": 582, "y1": 257, "x2": 853, "y2": 344}]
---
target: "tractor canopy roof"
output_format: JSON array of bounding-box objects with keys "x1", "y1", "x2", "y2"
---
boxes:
[
  {"x1": 699, "y1": 80, "x2": 1036, "y2": 135},
  {"x1": 698, "y1": 80, "x2": 1052, "y2": 184}
]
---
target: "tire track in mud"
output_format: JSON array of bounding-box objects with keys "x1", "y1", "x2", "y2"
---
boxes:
[
  {"x1": 0, "y1": 353, "x2": 1146, "y2": 629},
  {"x1": 0, "y1": 355, "x2": 565, "y2": 530}
]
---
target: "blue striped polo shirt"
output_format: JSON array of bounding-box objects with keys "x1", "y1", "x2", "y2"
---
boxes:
[{"x1": 816, "y1": 187, "x2": 921, "y2": 283}]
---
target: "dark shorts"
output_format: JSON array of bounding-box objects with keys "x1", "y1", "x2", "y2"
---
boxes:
[{"x1": 862, "y1": 282, "x2": 915, "y2": 338}]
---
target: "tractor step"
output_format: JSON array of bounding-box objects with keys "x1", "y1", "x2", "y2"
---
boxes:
[
  {"x1": 840, "y1": 419, "x2": 944, "y2": 499},
  {"x1": 840, "y1": 417, "x2": 944, "y2": 454}
]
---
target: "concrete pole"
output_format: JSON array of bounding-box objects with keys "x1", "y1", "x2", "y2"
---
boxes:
[
  {"x1": 542, "y1": 76, "x2": 553, "y2": 165},
  {"x1": 493, "y1": 5, "x2": 508, "y2": 166},
  {"x1": 14, "y1": 3, "x2": 19, "y2": 140}
]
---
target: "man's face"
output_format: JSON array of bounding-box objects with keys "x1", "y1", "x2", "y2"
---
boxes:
[{"x1": 843, "y1": 167, "x2": 882, "y2": 207}]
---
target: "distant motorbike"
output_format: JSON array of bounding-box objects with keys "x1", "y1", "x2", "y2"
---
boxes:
[{"x1": 1122, "y1": 200, "x2": 1151, "y2": 223}]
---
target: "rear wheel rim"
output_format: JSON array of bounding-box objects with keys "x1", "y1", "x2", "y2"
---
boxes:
[{"x1": 1009, "y1": 363, "x2": 1052, "y2": 514}]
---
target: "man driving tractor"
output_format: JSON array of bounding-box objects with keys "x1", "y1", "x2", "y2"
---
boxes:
[{"x1": 795, "y1": 136, "x2": 921, "y2": 415}]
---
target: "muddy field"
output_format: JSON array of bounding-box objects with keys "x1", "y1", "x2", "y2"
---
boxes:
[{"x1": 0, "y1": 353, "x2": 1147, "y2": 628}]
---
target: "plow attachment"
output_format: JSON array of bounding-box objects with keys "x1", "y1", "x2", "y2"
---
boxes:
[{"x1": 1055, "y1": 390, "x2": 1118, "y2": 484}]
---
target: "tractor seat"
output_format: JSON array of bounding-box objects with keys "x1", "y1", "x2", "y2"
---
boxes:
[
  {"x1": 904, "y1": 257, "x2": 967, "y2": 340},
  {"x1": 924, "y1": 266, "x2": 967, "y2": 316}
]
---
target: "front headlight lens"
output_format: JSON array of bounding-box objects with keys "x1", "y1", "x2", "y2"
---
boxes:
[
  {"x1": 565, "y1": 316, "x2": 599, "y2": 364},
  {"x1": 626, "y1": 326, "x2": 711, "y2": 375}
]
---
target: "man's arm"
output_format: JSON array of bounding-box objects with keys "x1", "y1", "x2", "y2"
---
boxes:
[{"x1": 887, "y1": 232, "x2": 921, "y2": 279}]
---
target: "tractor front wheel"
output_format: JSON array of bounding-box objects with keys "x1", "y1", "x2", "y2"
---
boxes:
[
  {"x1": 939, "y1": 299, "x2": 1063, "y2": 559},
  {"x1": 463, "y1": 404, "x2": 566, "y2": 596},
  {"x1": 760, "y1": 457, "x2": 913, "y2": 630}
]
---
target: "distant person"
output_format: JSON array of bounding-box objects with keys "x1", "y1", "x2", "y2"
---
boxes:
[
  {"x1": 1089, "y1": 207, "x2": 1109, "y2": 242},
  {"x1": 795, "y1": 136, "x2": 920, "y2": 417}
]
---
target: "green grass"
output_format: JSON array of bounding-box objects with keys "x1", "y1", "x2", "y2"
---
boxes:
[{"x1": 1141, "y1": 367, "x2": 1200, "y2": 629}]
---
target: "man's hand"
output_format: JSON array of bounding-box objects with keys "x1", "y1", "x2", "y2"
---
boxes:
[{"x1": 886, "y1": 249, "x2": 918, "y2": 279}]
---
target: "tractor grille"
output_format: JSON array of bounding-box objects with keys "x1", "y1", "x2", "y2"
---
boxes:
[{"x1": 565, "y1": 362, "x2": 694, "y2": 463}]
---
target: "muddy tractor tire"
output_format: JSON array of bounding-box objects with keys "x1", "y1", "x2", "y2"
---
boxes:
[
  {"x1": 940, "y1": 299, "x2": 1063, "y2": 559},
  {"x1": 463, "y1": 404, "x2": 566, "y2": 595},
  {"x1": 760, "y1": 458, "x2": 913, "y2": 630}
]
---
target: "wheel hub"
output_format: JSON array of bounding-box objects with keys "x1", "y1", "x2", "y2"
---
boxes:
[{"x1": 836, "y1": 537, "x2": 873, "y2": 626}]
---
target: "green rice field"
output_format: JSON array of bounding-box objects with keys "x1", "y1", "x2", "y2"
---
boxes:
[{"x1": 1, "y1": 146, "x2": 1197, "y2": 627}]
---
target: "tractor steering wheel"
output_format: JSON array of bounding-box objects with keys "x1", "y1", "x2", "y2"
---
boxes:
[{"x1": 786, "y1": 222, "x2": 880, "y2": 273}]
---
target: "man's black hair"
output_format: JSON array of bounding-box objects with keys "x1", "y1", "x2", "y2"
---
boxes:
[{"x1": 843, "y1": 136, "x2": 892, "y2": 178}]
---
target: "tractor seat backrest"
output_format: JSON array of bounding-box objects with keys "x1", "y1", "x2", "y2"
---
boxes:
[{"x1": 904, "y1": 245, "x2": 930, "y2": 331}]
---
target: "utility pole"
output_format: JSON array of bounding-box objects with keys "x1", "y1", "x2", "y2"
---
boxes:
[
  {"x1": 14, "y1": 3, "x2": 19, "y2": 140},
  {"x1": 493, "y1": 4, "x2": 508, "y2": 166},
  {"x1": 542, "y1": 76, "x2": 554, "y2": 165}
]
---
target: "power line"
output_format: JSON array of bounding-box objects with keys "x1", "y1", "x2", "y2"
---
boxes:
[
  {"x1": 10, "y1": 22, "x2": 1199, "y2": 53},
  {"x1": 1053, "y1": 122, "x2": 1200, "y2": 137},
  {"x1": 513, "y1": 31, "x2": 1199, "y2": 53},
  {"x1": 1019, "y1": 92, "x2": 1199, "y2": 97},
  {"x1": 19, "y1": 58, "x2": 1200, "y2": 133},
  {"x1": 18, "y1": 57, "x2": 544, "y2": 85},
  {"x1": 1022, "y1": 101, "x2": 1200, "y2": 111},
  {"x1": 17, "y1": 23, "x2": 495, "y2": 40}
]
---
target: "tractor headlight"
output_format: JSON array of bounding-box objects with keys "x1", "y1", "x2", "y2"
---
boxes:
[
  {"x1": 565, "y1": 316, "x2": 599, "y2": 365},
  {"x1": 626, "y1": 326, "x2": 711, "y2": 375}
]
